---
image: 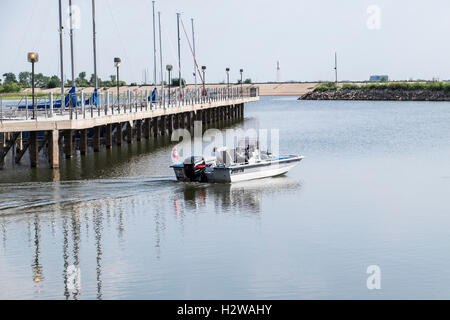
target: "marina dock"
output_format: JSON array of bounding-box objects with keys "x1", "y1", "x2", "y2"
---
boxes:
[{"x1": 0, "y1": 87, "x2": 259, "y2": 169}]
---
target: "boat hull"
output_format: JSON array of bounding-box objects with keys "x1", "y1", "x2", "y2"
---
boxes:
[{"x1": 172, "y1": 155, "x2": 303, "y2": 183}]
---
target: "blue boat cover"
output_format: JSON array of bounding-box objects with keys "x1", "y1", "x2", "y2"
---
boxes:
[
  {"x1": 151, "y1": 87, "x2": 158, "y2": 103},
  {"x1": 18, "y1": 86, "x2": 98, "y2": 109}
]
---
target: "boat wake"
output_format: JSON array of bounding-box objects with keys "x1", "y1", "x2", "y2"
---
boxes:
[{"x1": 0, "y1": 176, "x2": 176, "y2": 216}]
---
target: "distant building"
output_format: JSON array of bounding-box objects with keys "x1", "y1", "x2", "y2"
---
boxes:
[{"x1": 369, "y1": 75, "x2": 389, "y2": 82}]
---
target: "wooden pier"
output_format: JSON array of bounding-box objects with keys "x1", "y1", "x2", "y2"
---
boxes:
[{"x1": 0, "y1": 86, "x2": 259, "y2": 169}]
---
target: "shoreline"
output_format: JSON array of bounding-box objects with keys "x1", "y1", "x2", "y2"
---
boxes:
[
  {"x1": 300, "y1": 82, "x2": 450, "y2": 101},
  {"x1": 300, "y1": 88, "x2": 450, "y2": 101},
  {"x1": 0, "y1": 82, "x2": 319, "y2": 100}
]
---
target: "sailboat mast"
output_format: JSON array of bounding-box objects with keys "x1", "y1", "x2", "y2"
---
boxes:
[
  {"x1": 92, "y1": 0, "x2": 98, "y2": 90},
  {"x1": 58, "y1": 0, "x2": 65, "y2": 98},
  {"x1": 158, "y1": 11, "x2": 164, "y2": 103},
  {"x1": 335, "y1": 52, "x2": 338, "y2": 84},
  {"x1": 176, "y1": 13, "x2": 182, "y2": 97},
  {"x1": 69, "y1": 0, "x2": 75, "y2": 85},
  {"x1": 191, "y1": 18, "x2": 196, "y2": 91},
  {"x1": 152, "y1": 1, "x2": 157, "y2": 86}
]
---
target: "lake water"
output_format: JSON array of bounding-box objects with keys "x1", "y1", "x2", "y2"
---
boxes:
[{"x1": 0, "y1": 96, "x2": 449, "y2": 299}]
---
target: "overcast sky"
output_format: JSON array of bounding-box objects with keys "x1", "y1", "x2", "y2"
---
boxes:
[{"x1": 1, "y1": 0, "x2": 450, "y2": 84}]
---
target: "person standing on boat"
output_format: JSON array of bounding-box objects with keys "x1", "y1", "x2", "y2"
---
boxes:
[{"x1": 245, "y1": 145, "x2": 250, "y2": 164}]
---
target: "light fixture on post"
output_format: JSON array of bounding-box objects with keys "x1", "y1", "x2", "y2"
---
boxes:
[
  {"x1": 201, "y1": 66, "x2": 207, "y2": 96},
  {"x1": 226, "y1": 67, "x2": 230, "y2": 98},
  {"x1": 240, "y1": 69, "x2": 244, "y2": 97},
  {"x1": 166, "y1": 64, "x2": 173, "y2": 105},
  {"x1": 27, "y1": 52, "x2": 39, "y2": 119},
  {"x1": 114, "y1": 57, "x2": 121, "y2": 108}
]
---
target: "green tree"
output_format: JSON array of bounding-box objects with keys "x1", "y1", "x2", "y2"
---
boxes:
[
  {"x1": 34, "y1": 73, "x2": 50, "y2": 88},
  {"x1": 47, "y1": 75, "x2": 61, "y2": 89},
  {"x1": 18, "y1": 72, "x2": 31, "y2": 87},
  {"x1": 3, "y1": 72, "x2": 17, "y2": 84},
  {"x1": 89, "y1": 73, "x2": 97, "y2": 86},
  {"x1": 76, "y1": 71, "x2": 89, "y2": 87},
  {"x1": 244, "y1": 78, "x2": 252, "y2": 84},
  {"x1": 2, "y1": 82, "x2": 22, "y2": 93},
  {"x1": 110, "y1": 75, "x2": 117, "y2": 83},
  {"x1": 171, "y1": 78, "x2": 186, "y2": 87}
]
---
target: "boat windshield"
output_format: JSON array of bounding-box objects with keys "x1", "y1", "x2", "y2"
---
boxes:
[{"x1": 213, "y1": 140, "x2": 263, "y2": 165}]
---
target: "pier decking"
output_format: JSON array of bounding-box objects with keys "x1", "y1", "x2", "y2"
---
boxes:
[{"x1": 0, "y1": 86, "x2": 259, "y2": 169}]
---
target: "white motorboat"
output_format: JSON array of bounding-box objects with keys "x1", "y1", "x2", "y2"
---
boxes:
[{"x1": 170, "y1": 141, "x2": 304, "y2": 183}]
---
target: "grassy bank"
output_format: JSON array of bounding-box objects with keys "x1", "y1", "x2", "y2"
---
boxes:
[
  {"x1": 0, "y1": 93, "x2": 53, "y2": 100},
  {"x1": 314, "y1": 81, "x2": 450, "y2": 92}
]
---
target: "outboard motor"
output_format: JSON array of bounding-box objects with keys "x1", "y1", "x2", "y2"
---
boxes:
[{"x1": 183, "y1": 156, "x2": 207, "y2": 182}]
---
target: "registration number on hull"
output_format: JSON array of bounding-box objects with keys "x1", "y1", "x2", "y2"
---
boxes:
[{"x1": 231, "y1": 168, "x2": 244, "y2": 174}]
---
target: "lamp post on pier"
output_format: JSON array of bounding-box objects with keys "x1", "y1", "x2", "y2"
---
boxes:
[
  {"x1": 114, "y1": 57, "x2": 121, "y2": 108},
  {"x1": 202, "y1": 66, "x2": 207, "y2": 96},
  {"x1": 27, "y1": 52, "x2": 39, "y2": 119},
  {"x1": 166, "y1": 64, "x2": 173, "y2": 105},
  {"x1": 240, "y1": 69, "x2": 244, "y2": 97},
  {"x1": 226, "y1": 67, "x2": 230, "y2": 98}
]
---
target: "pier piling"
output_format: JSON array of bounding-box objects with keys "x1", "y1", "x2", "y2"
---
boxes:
[
  {"x1": 152, "y1": 118, "x2": 158, "y2": 137},
  {"x1": 126, "y1": 122, "x2": 133, "y2": 144},
  {"x1": 49, "y1": 130, "x2": 59, "y2": 168},
  {"x1": 93, "y1": 126, "x2": 101, "y2": 151},
  {"x1": 106, "y1": 124, "x2": 112, "y2": 149},
  {"x1": 168, "y1": 115, "x2": 174, "y2": 135},
  {"x1": 80, "y1": 129, "x2": 88, "y2": 155},
  {"x1": 144, "y1": 119, "x2": 151, "y2": 139},
  {"x1": 64, "y1": 130, "x2": 73, "y2": 159},
  {"x1": 187, "y1": 112, "x2": 192, "y2": 128},
  {"x1": 16, "y1": 132, "x2": 23, "y2": 153},
  {"x1": 180, "y1": 113, "x2": 185, "y2": 128},
  {"x1": 116, "y1": 123, "x2": 123, "y2": 146},
  {"x1": 29, "y1": 131, "x2": 39, "y2": 167},
  {"x1": 136, "y1": 120, "x2": 142, "y2": 141},
  {"x1": 0, "y1": 133, "x2": 5, "y2": 167},
  {"x1": 161, "y1": 116, "x2": 166, "y2": 136}
]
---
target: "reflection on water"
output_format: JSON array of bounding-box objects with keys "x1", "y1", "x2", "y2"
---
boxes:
[
  {"x1": 0, "y1": 171, "x2": 300, "y2": 299},
  {"x1": 0, "y1": 135, "x2": 175, "y2": 183},
  {"x1": 176, "y1": 178, "x2": 300, "y2": 215}
]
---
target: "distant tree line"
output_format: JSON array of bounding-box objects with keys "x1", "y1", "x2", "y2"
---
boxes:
[
  {"x1": 237, "y1": 78, "x2": 252, "y2": 84},
  {"x1": 0, "y1": 72, "x2": 251, "y2": 94},
  {"x1": 0, "y1": 71, "x2": 129, "y2": 94},
  {"x1": 314, "y1": 80, "x2": 450, "y2": 92}
]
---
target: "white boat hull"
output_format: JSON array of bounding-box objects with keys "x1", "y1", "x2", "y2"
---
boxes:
[{"x1": 172, "y1": 155, "x2": 303, "y2": 183}]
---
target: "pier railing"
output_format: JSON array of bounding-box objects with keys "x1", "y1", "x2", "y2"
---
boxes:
[{"x1": 0, "y1": 86, "x2": 259, "y2": 122}]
